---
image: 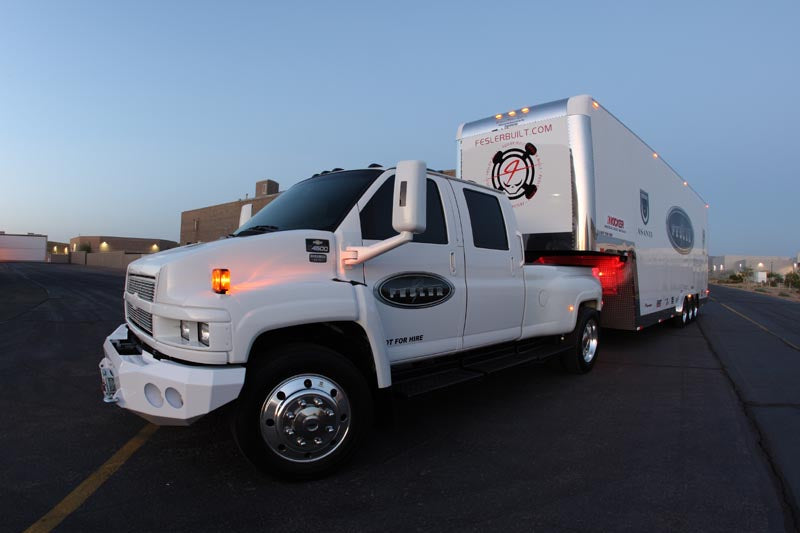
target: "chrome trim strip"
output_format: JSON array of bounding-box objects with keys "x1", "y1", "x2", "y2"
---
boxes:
[{"x1": 567, "y1": 114, "x2": 596, "y2": 251}]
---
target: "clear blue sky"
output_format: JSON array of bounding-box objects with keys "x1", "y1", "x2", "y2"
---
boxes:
[{"x1": 1, "y1": 0, "x2": 797, "y2": 256}]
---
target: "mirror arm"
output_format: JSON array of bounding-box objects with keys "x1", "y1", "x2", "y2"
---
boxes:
[{"x1": 342, "y1": 231, "x2": 414, "y2": 267}]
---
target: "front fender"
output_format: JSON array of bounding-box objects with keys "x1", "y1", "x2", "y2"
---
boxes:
[{"x1": 230, "y1": 281, "x2": 359, "y2": 364}]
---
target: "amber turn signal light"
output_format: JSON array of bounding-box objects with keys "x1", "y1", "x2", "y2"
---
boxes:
[{"x1": 212, "y1": 268, "x2": 230, "y2": 294}]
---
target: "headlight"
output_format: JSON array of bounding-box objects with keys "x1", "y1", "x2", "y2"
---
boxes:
[
  {"x1": 180, "y1": 321, "x2": 191, "y2": 341},
  {"x1": 199, "y1": 322, "x2": 210, "y2": 346}
]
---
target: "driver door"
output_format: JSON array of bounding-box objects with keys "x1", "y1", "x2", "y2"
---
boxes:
[{"x1": 358, "y1": 174, "x2": 466, "y2": 363}]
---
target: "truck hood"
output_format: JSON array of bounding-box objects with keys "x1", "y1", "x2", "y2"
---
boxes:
[{"x1": 128, "y1": 230, "x2": 339, "y2": 306}]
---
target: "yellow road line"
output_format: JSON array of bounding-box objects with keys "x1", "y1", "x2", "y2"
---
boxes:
[
  {"x1": 718, "y1": 302, "x2": 800, "y2": 352},
  {"x1": 24, "y1": 423, "x2": 158, "y2": 533}
]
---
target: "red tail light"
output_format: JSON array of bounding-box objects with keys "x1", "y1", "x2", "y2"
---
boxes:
[{"x1": 534, "y1": 253, "x2": 625, "y2": 295}]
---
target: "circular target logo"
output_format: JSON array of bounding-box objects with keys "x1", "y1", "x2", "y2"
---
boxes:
[{"x1": 491, "y1": 143, "x2": 539, "y2": 200}]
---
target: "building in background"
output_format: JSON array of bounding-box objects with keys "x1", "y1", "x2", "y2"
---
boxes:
[
  {"x1": 0, "y1": 232, "x2": 47, "y2": 262},
  {"x1": 180, "y1": 179, "x2": 279, "y2": 244},
  {"x1": 47, "y1": 241, "x2": 70, "y2": 255},
  {"x1": 708, "y1": 255, "x2": 796, "y2": 277},
  {"x1": 69, "y1": 236, "x2": 178, "y2": 254}
]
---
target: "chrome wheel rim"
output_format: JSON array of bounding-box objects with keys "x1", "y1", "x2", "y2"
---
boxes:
[
  {"x1": 260, "y1": 374, "x2": 350, "y2": 463},
  {"x1": 581, "y1": 319, "x2": 599, "y2": 363},
  {"x1": 682, "y1": 306, "x2": 688, "y2": 324}
]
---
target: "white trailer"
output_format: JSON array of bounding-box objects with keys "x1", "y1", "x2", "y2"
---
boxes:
[
  {"x1": 457, "y1": 95, "x2": 708, "y2": 330},
  {"x1": 0, "y1": 233, "x2": 47, "y2": 262}
]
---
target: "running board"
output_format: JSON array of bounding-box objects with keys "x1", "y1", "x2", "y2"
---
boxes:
[{"x1": 391, "y1": 336, "x2": 567, "y2": 398}]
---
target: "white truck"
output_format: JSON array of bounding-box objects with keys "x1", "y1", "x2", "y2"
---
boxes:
[
  {"x1": 100, "y1": 160, "x2": 603, "y2": 478},
  {"x1": 458, "y1": 95, "x2": 709, "y2": 330}
]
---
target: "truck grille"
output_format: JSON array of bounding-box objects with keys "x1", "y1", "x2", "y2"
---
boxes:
[
  {"x1": 126, "y1": 274, "x2": 156, "y2": 302},
  {"x1": 126, "y1": 302, "x2": 153, "y2": 335}
]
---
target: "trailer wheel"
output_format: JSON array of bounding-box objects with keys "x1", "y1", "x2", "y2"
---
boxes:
[
  {"x1": 560, "y1": 307, "x2": 600, "y2": 374},
  {"x1": 692, "y1": 295, "x2": 700, "y2": 320},
  {"x1": 673, "y1": 297, "x2": 689, "y2": 327},
  {"x1": 232, "y1": 343, "x2": 372, "y2": 480}
]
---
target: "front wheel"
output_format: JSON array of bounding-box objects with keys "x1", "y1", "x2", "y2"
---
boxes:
[
  {"x1": 560, "y1": 307, "x2": 600, "y2": 374},
  {"x1": 232, "y1": 343, "x2": 372, "y2": 479}
]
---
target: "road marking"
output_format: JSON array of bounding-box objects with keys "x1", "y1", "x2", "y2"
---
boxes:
[
  {"x1": 718, "y1": 301, "x2": 800, "y2": 352},
  {"x1": 24, "y1": 423, "x2": 158, "y2": 533}
]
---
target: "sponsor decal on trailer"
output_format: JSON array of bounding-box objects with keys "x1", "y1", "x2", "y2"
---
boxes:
[
  {"x1": 640, "y1": 190, "x2": 650, "y2": 225},
  {"x1": 638, "y1": 189, "x2": 653, "y2": 238},
  {"x1": 666, "y1": 207, "x2": 694, "y2": 254},
  {"x1": 604, "y1": 215, "x2": 626, "y2": 234}
]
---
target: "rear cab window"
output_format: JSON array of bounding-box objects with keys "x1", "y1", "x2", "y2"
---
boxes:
[{"x1": 462, "y1": 189, "x2": 509, "y2": 251}]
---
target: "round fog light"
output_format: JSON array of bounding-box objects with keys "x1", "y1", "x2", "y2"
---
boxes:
[
  {"x1": 144, "y1": 383, "x2": 163, "y2": 408},
  {"x1": 165, "y1": 387, "x2": 183, "y2": 408}
]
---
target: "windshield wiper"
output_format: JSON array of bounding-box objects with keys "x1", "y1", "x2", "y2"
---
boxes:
[{"x1": 235, "y1": 225, "x2": 281, "y2": 237}]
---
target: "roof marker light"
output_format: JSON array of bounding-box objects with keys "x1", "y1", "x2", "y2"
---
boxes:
[
  {"x1": 521, "y1": 107, "x2": 530, "y2": 114},
  {"x1": 652, "y1": 152, "x2": 658, "y2": 159},
  {"x1": 592, "y1": 101, "x2": 600, "y2": 109},
  {"x1": 495, "y1": 114, "x2": 502, "y2": 120},
  {"x1": 508, "y1": 110, "x2": 517, "y2": 117},
  {"x1": 683, "y1": 181, "x2": 688, "y2": 186}
]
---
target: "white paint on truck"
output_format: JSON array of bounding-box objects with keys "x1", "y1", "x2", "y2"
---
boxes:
[{"x1": 100, "y1": 161, "x2": 603, "y2": 478}]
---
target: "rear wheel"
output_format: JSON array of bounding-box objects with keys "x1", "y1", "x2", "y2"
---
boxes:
[
  {"x1": 673, "y1": 297, "x2": 689, "y2": 327},
  {"x1": 560, "y1": 307, "x2": 600, "y2": 374},
  {"x1": 232, "y1": 343, "x2": 372, "y2": 480}
]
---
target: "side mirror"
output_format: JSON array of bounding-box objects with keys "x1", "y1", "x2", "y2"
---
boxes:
[
  {"x1": 343, "y1": 160, "x2": 428, "y2": 267},
  {"x1": 392, "y1": 160, "x2": 427, "y2": 234},
  {"x1": 239, "y1": 203, "x2": 253, "y2": 227}
]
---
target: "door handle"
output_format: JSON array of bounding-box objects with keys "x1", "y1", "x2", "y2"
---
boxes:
[{"x1": 450, "y1": 251, "x2": 456, "y2": 274}]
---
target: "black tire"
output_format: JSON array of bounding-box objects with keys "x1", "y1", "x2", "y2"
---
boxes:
[
  {"x1": 232, "y1": 343, "x2": 373, "y2": 480},
  {"x1": 560, "y1": 307, "x2": 600, "y2": 374},
  {"x1": 673, "y1": 297, "x2": 689, "y2": 328},
  {"x1": 694, "y1": 294, "x2": 700, "y2": 319}
]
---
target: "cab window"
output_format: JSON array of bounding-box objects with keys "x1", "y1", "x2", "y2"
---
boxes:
[
  {"x1": 463, "y1": 189, "x2": 509, "y2": 251},
  {"x1": 360, "y1": 177, "x2": 448, "y2": 245}
]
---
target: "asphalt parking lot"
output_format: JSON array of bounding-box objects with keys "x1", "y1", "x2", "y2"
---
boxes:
[{"x1": 2, "y1": 263, "x2": 798, "y2": 532}]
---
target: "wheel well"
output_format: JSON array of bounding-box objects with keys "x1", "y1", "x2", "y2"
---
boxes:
[
  {"x1": 247, "y1": 322, "x2": 377, "y2": 389},
  {"x1": 581, "y1": 300, "x2": 599, "y2": 310}
]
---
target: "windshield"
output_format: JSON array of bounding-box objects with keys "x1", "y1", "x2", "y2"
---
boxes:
[{"x1": 234, "y1": 169, "x2": 383, "y2": 236}]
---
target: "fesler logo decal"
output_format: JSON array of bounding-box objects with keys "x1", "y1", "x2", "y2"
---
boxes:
[
  {"x1": 375, "y1": 273, "x2": 454, "y2": 309},
  {"x1": 490, "y1": 143, "x2": 539, "y2": 200},
  {"x1": 640, "y1": 190, "x2": 650, "y2": 225},
  {"x1": 666, "y1": 207, "x2": 694, "y2": 254}
]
